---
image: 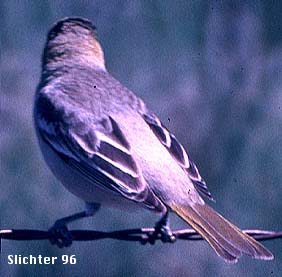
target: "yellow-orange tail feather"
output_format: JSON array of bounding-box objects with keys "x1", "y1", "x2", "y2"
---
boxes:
[{"x1": 170, "y1": 203, "x2": 274, "y2": 263}]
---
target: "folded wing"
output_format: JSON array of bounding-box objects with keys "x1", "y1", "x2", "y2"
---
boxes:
[
  {"x1": 142, "y1": 111, "x2": 213, "y2": 200},
  {"x1": 35, "y1": 95, "x2": 165, "y2": 212}
]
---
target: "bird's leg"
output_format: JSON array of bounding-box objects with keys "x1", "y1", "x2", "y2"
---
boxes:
[
  {"x1": 49, "y1": 203, "x2": 100, "y2": 248},
  {"x1": 143, "y1": 211, "x2": 176, "y2": 244},
  {"x1": 154, "y1": 210, "x2": 176, "y2": 243}
]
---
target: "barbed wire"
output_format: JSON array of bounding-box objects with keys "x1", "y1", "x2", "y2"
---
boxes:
[{"x1": 0, "y1": 227, "x2": 281, "y2": 250}]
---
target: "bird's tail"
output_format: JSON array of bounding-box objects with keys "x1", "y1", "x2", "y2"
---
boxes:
[{"x1": 170, "y1": 202, "x2": 274, "y2": 263}]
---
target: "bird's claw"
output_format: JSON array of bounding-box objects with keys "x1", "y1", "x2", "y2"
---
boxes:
[
  {"x1": 48, "y1": 221, "x2": 73, "y2": 248},
  {"x1": 141, "y1": 222, "x2": 176, "y2": 245},
  {"x1": 156, "y1": 223, "x2": 176, "y2": 243}
]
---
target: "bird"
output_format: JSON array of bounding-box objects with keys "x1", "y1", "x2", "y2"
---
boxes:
[{"x1": 34, "y1": 17, "x2": 274, "y2": 263}]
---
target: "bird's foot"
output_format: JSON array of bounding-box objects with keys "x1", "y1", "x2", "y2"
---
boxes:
[
  {"x1": 48, "y1": 220, "x2": 73, "y2": 248},
  {"x1": 141, "y1": 213, "x2": 176, "y2": 245}
]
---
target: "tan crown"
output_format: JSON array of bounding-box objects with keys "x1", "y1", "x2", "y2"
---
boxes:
[{"x1": 43, "y1": 17, "x2": 106, "y2": 70}]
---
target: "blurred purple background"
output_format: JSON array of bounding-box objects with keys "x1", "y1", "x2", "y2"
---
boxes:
[{"x1": 1, "y1": 1, "x2": 282, "y2": 276}]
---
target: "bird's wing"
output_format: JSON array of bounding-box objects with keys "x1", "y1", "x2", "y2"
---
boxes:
[
  {"x1": 142, "y1": 110, "x2": 213, "y2": 200},
  {"x1": 35, "y1": 95, "x2": 164, "y2": 211}
]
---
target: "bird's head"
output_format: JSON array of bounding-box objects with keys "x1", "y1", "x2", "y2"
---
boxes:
[{"x1": 43, "y1": 17, "x2": 105, "y2": 71}]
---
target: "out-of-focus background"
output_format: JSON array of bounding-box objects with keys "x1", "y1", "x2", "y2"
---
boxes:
[{"x1": 1, "y1": 1, "x2": 282, "y2": 276}]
